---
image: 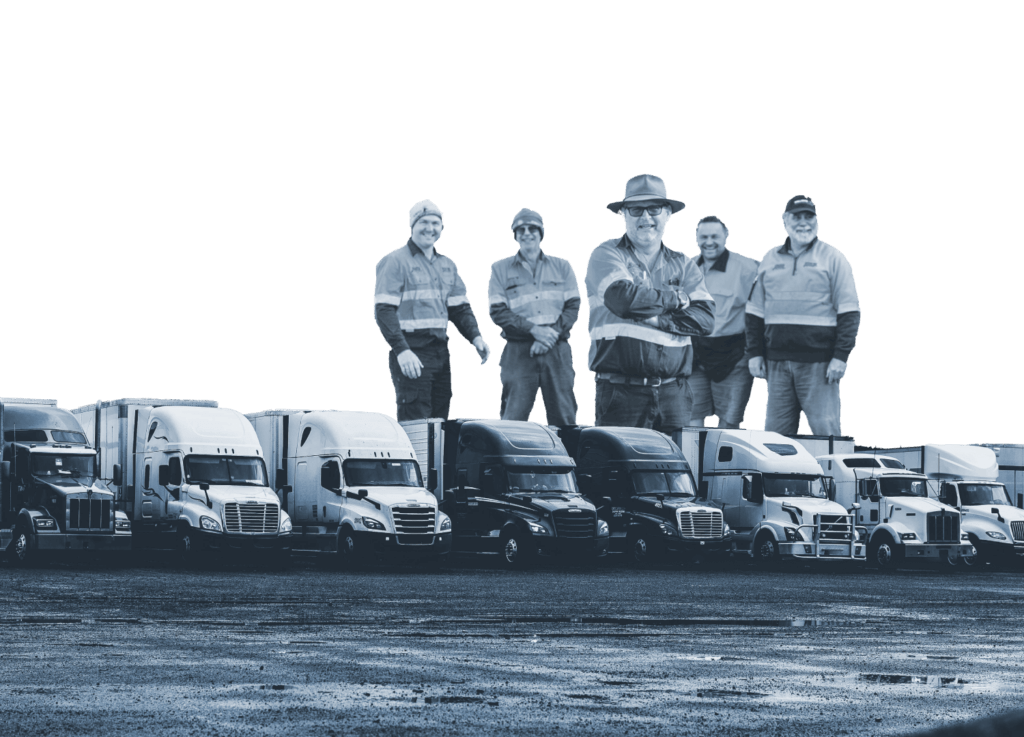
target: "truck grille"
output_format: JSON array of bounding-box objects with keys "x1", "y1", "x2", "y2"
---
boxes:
[
  {"x1": 676, "y1": 509, "x2": 723, "y2": 539},
  {"x1": 1011, "y1": 521, "x2": 1024, "y2": 542},
  {"x1": 817, "y1": 514, "x2": 854, "y2": 542},
  {"x1": 224, "y1": 503, "x2": 279, "y2": 534},
  {"x1": 393, "y1": 506, "x2": 436, "y2": 545},
  {"x1": 926, "y1": 511, "x2": 960, "y2": 543},
  {"x1": 552, "y1": 509, "x2": 596, "y2": 539},
  {"x1": 68, "y1": 498, "x2": 112, "y2": 531}
]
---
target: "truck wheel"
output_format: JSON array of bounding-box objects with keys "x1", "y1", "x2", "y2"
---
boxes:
[
  {"x1": 499, "y1": 530, "x2": 533, "y2": 569},
  {"x1": 753, "y1": 532, "x2": 779, "y2": 569},
  {"x1": 959, "y1": 536, "x2": 981, "y2": 569},
  {"x1": 628, "y1": 533, "x2": 658, "y2": 568},
  {"x1": 336, "y1": 527, "x2": 363, "y2": 569},
  {"x1": 8, "y1": 527, "x2": 34, "y2": 567},
  {"x1": 869, "y1": 534, "x2": 902, "y2": 571},
  {"x1": 178, "y1": 526, "x2": 204, "y2": 567}
]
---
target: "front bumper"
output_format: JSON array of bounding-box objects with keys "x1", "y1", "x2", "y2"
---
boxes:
[
  {"x1": 198, "y1": 530, "x2": 291, "y2": 553},
  {"x1": 354, "y1": 530, "x2": 452, "y2": 557},
  {"x1": 536, "y1": 536, "x2": 608, "y2": 559},
  {"x1": 902, "y1": 542, "x2": 975, "y2": 562},
  {"x1": 664, "y1": 536, "x2": 733, "y2": 556},
  {"x1": 779, "y1": 541, "x2": 866, "y2": 561},
  {"x1": 33, "y1": 532, "x2": 133, "y2": 552}
]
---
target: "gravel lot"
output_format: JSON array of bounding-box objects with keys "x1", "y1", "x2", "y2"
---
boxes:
[{"x1": 2, "y1": 555, "x2": 1023, "y2": 736}]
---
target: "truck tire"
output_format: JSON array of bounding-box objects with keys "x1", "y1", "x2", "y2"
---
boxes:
[
  {"x1": 8, "y1": 527, "x2": 34, "y2": 567},
  {"x1": 498, "y1": 529, "x2": 534, "y2": 569},
  {"x1": 336, "y1": 527, "x2": 363, "y2": 569},
  {"x1": 868, "y1": 533, "x2": 902, "y2": 571},
  {"x1": 178, "y1": 526, "x2": 204, "y2": 568},
  {"x1": 752, "y1": 532, "x2": 779, "y2": 569},
  {"x1": 628, "y1": 532, "x2": 659, "y2": 568}
]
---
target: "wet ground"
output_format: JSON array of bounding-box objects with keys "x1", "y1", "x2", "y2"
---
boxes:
[{"x1": 2, "y1": 555, "x2": 1023, "y2": 736}]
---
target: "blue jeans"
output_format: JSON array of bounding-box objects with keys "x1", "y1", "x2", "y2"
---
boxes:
[
  {"x1": 499, "y1": 341, "x2": 577, "y2": 426},
  {"x1": 595, "y1": 378, "x2": 693, "y2": 435},
  {"x1": 689, "y1": 361, "x2": 754, "y2": 428},
  {"x1": 765, "y1": 360, "x2": 840, "y2": 436}
]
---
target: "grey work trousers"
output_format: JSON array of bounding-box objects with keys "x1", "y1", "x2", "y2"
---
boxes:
[
  {"x1": 499, "y1": 340, "x2": 577, "y2": 426},
  {"x1": 765, "y1": 359, "x2": 840, "y2": 436}
]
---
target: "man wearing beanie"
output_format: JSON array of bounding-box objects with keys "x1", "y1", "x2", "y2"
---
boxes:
[
  {"x1": 374, "y1": 200, "x2": 490, "y2": 421},
  {"x1": 586, "y1": 175, "x2": 715, "y2": 433},
  {"x1": 487, "y1": 208, "x2": 580, "y2": 425}
]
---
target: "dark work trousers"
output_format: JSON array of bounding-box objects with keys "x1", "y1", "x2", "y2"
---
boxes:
[
  {"x1": 388, "y1": 344, "x2": 452, "y2": 422},
  {"x1": 595, "y1": 377, "x2": 693, "y2": 435},
  {"x1": 499, "y1": 340, "x2": 577, "y2": 426}
]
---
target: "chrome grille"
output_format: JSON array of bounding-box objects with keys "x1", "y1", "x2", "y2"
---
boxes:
[
  {"x1": 926, "y1": 511, "x2": 959, "y2": 543},
  {"x1": 68, "y1": 497, "x2": 112, "y2": 531},
  {"x1": 1011, "y1": 521, "x2": 1024, "y2": 542},
  {"x1": 393, "y1": 506, "x2": 436, "y2": 545},
  {"x1": 552, "y1": 509, "x2": 596, "y2": 539},
  {"x1": 223, "y1": 503, "x2": 279, "y2": 534},
  {"x1": 817, "y1": 514, "x2": 854, "y2": 542},
  {"x1": 676, "y1": 508, "x2": 724, "y2": 538}
]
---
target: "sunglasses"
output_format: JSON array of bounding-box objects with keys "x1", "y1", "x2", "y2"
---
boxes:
[
  {"x1": 625, "y1": 204, "x2": 667, "y2": 217},
  {"x1": 515, "y1": 225, "x2": 542, "y2": 236}
]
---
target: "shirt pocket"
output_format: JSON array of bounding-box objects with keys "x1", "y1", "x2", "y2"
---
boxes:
[{"x1": 504, "y1": 274, "x2": 527, "y2": 299}]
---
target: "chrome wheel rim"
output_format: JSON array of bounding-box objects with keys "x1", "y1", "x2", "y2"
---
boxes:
[
  {"x1": 503, "y1": 538, "x2": 518, "y2": 563},
  {"x1": 633, "y1": 538, "x2": 648, "y2": 562},
  {"x1": 13, "y1": 533, "x2": 28, "y2": 562},
  {"x1": 758, "y1": 539, "x2": 774, "y2": 561},
  {"x1": 876, "y1": 543, "x2": 892, "y2": 567}
]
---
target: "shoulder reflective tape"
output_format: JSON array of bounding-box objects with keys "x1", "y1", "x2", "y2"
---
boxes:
[
  {"x1": 447, "y1": 295, "x2": 469, "y2": 307},
  {"x1": 374, "y1": 293, "x2": 402, "y2": 306},
  {"x1": 590, "y1": 323, "x2": 692, "y2": 347}
]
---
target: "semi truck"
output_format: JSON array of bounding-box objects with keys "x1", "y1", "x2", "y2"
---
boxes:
[
  {"x1": 816, "y1": 452, "x2": 975, "y2": 569},
  {"x1": 978, "y1": 444, "x2": 1024, "y2": 510},
  {"x1": 72, "y1": 399, "x2": 291, "y2": 563},
  {"x1": 674, "y1": 428, "x2": 865, "y2": 566},
  {"x1": 246, "y1": 409, "x2": 451, "y2": 566},
  {"x1": 2, "y1": 398, "x2": 132, "y2": 564},
  {"x1": 401, "y1": 419, "x2": 608, "y2": 567},
  {"x1": 558, "y1": 425, "x2": 732, "y2": 566},
  {"x1": 865, "y1": 444, "x2": 1021, "y2": 568}
]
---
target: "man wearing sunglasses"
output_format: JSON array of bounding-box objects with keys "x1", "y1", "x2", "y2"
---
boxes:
[
  {"x1": 745, "y1": 196, "x2": 860, "y2": 435},
  {"x1": 374, "y1": 200, "x2": 490, "y2": 422},
  {"x1": 488, "y1": 209, "x2": 580, "y2": 425},
  {"x1": 585, "y1": 174, "x2": 716, "y2": 433}
]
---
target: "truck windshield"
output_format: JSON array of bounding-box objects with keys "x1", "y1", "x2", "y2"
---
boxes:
[
  {"x1": 508, "y1": 470, "x2": 577, "y2": 493},
  {"x1": 30, "y1": 454, "x2": 94, "y2": 478},
  {"x1": 632, "y1": 471, "x2": 696, "y2": 497},
  {"x1": 343, "y1": 459, "x2": 422, "y2": 487},
  {"x1": 184, "y1": 456, "x2": 268, "y2": 486},
  {"x1": 763, "y1": 474, "x2": 828, "y2": 499},
  {"x1": 960, "y1": 483, "x2": 1013, "y2": 506},
  {"x1": 878, "y1": 477, "x2": 928, "y2": 498}
]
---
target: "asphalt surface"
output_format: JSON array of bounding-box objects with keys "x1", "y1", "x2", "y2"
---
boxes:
[{"x1": 2, "y1": 554, "x2": 1024, "y2": 736}]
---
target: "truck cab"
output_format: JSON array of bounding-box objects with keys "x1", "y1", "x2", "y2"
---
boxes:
[
  {"x1": 675, "y1": 429, "x2": 865, "y2": 566},
  {"x1": 247, "y1": 410, "x2": 451, "y2": 566},
  {"x1": 817, "y1": 453, "x2": 974, "y2": 569},
  {"x1": 402, "y1": 419, "x2": 609, "y2": 567},
  {"x1": 559, "y1": 426, "x2": 732, "y2": 566},
  {"x1": 1, "y1": 399, "x2": 131, "y2": 564}
]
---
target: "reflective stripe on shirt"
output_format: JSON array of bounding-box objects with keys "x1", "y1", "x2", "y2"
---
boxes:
[{"x1": 487, "y1": 251, "x2": 578, "y2": 327}]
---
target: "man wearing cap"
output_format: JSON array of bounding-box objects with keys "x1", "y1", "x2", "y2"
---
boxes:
[
  {"x1": 686, "y1": 216, "x2": 760, "y2": 429},
  {"x1": 375, "y1": 200, "x2": 490, "y2": 422},
  {"x1": 745, "y1": 196, "x2": 860, "y2": 436},
  {"x1": 585, "y1": 175, "x2": 716, "y2": 434},
  {"x1": 488, "y1": 209, "x2": 580, "y2": 425}
]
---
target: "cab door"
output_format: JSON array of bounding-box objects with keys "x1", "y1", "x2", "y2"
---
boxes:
[
  {"x1": 319, "y1": 458, "x2": 342, "y2": 528},
  {"x1": 713, "y1": 474, "x2": 744, "y2": 532},
  {"x1": 293, "y1": 461, "x2": 314, "y2": 524},
  {"x1": 140, "y1": 457, "x2": 157, "y2": 518}
]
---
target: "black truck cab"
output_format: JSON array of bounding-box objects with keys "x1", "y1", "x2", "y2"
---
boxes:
[
  {"x1": 439, "y1": 419, "x2": 609, "y2": 567},
  {"x1": 559, "y1": 426, "x2": 733, "y2": 566}
]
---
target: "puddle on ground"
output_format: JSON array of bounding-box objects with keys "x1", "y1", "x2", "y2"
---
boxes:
[{"x1": 860, "y1": 674, "x2": 965, "y2": 688}]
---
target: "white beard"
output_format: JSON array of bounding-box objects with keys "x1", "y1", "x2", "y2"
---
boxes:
[{"x1": 785, "y1": 221, "x2": 818, "y2": 247}]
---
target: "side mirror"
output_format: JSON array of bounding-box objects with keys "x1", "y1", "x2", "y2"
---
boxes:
[
  {"x1": 358, "y1": 489, "x2": 368, "y2": 499},
  {"x1": 699, "y1": 480, "x2": 709, "y2": 500},
  {"x1": 158, "y1": 465, "x2": 170, "y2": 486},
  {"x1": 276, "y1": 468, "x2": 287, "y2": 489},
  {"x1": 827, "y1": 478, "x2": 837, "y2": 501},
  {"x1": 457, "y1": 468, "x2": 468, "y2": 490},
  {"x1": 112, "y1": 464, "x2": 122, "y2": 486},
  {"x1": 601, "y1": 496, "x2": 613, "y2": 506},
  {"x1": 168, "y1": 459, "x2": 182, "y2": 486},
  {"x1": 0, "y1": 461, "x2": 8, "y2": 481},
  {"x1": 321, "y1": 461, "x2": 341, "y2": 491},
  {"x1": 278, "y1": 485, "x2": 292, "y2": 512},
  {"x1": 743, "y1": 474, "x2": 763, "y2": 504}
]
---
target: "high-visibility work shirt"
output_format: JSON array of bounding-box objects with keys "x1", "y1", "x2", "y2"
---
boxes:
[
  {"x1": 585, "y1": 236, "x2": 715, "y2": 379},
  {"x1": 693, "y1": 249, "x2": 759, "y2": 380},
  {"x1": 488, "y1": 250, "x2": 580, "y2": 342},
  {"x1": 745, "y1": 238, "x2": 860, "y2": 363},
  {"x1": 374, "y1": 240, "x2": 481, "y2": 353}
]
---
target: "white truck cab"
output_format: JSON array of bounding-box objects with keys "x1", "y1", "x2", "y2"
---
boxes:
[
  {"x1": 247, "y1": 410, "x2": 451, "y2": 566},
  {"x1": 817, "y1": 453, "x2": 974, "y2": 569},
  {"x1": 676, "y1": 429, "x2": 865, "y2": 566}
]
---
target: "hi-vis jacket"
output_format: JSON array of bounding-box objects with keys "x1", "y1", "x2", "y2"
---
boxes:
[
  {"x1": 745, "y1": 238, "x2": 860, "y2": 364},
  {"x1": 488, "y1": 250, "x2": 580, "y2": 343},
  {"x1": 374, "y1": 240, "x2": 481, "y2": 354},
  {"x1": 585, "y1": 236, "x2": 715, "y2": 379}
]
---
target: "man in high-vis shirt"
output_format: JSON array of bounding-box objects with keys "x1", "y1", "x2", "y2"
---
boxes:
[
  {"x1": 374, "y1": 200, "x2": 490, "y2": 422},
  {"x1": 585, "y1": 174, "x2": 716, "y2": 434},
  {"x1": 488, "y1": 208, "x2": 580, "y2": 425},
  {"x1": 745, "y1": 195, "x2": 860, "y2": 436},
  {"x1": 687, "y1": 216, "x2": 759, "y2": 429}
]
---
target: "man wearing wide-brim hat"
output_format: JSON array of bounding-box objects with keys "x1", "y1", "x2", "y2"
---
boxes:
[{"x1": 584, "y1": 174, "x2": 716, "y2": 433}]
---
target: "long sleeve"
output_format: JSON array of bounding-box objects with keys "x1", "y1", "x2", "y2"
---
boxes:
[
  {"x1": 745, "y1": 313, "x2": 766, "y2": 359},
  {"x1": 489, "y1": 302, "x2": 535, "y2": 341},
  {"x1": 374, "y1": 254, "x2": 409, "y2": 353},
  {"x1": 833, "y1": 311, "x2": 860, "y2": 362},
  {"x1": 553, "y1": 297, "x2": 580, "y2": 340},
  {"x1": 374, "y1": 304, "x2": 410, "y2": 354},
  {"x1": 656, "y1": 299, "x2": 715, "y2": 337},
  {"x1": 447, "y1": 268, "x2": 481, "y2": 344},
  {"x1": 603, "y1": 280, "x2": 682, "y2": 319}
]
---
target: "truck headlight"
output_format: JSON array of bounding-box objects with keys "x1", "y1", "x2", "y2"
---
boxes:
[
  {"x1": 961, "y1": 533, "x2": 970, "y2": 541},
  {"x1": 659, "y1": 523, "x2": 677, "y2": 536},
  {"x1": 597, "y1": 520, "x2": 609, "y2": 536},
  {"x1": 528, "y1": 522, "x2": 551, "y2": 535},
  {"x1": 200, "y1": 516, "x2": 222, "y2": 532},
  {"x1": 986, "y1": 531, "x2": 1007, "y2": 540},
  {"x1": 279, "y1": 514, "x2": 293, "y2": 533},
  {"x1": 723, "y1": 522, "x2": 731, "y2": 535},
  {"x1": 34, "y1": 517, "x2": 57, "y2": 530},
  {"x1": 785, "y1": 527, "x2": 802, "y2": 542},
  {"x1": 438, "y1": 514, "x2": 451, "y2": 532},
  {"x1": 115, "y1": 518, "x2": 131, "y2": 531},
  {"x1": 362, "y1": 517, "x2": 385, "y2": 530},
  {"x1": 900, "y1": 532, "x2": 917, "y2": 541}
]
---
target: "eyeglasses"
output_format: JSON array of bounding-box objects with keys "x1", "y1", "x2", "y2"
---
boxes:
[
  {"x1": 514, "y1": 225, "x2": 542, "y2": 236},
  {"x1": 625, "y1": 204, "x2": 667, "y2": 217}
]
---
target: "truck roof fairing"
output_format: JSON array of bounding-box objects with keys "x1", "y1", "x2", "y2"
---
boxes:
[
  {"x1": 72, "y1": 398, "x2": 218, "y2": 414},
  {"x1": 922, "y1": 444, "x2": 1000, "y2": 480},
  {"x1": 1, "y1": 403, "x2": 90, "y2": 439},
  {"x1": 144, "y1": 406, "x2": 262, "y2": 457},
  {"x1": 460, "y1": 420, "x2": 575, "y2": 467},
  {"x1": 817, "y1": 454, "x2": 927, "y2": 480},
  {"x1": 576, "y1": 426, "x2": 689, "y2": 468},
  {"x1": 712, "y1": 430, "x2": 822, "y2": 475},
  {"x1": 292, "y1": 411, "x2": 417, "y2": 459}
]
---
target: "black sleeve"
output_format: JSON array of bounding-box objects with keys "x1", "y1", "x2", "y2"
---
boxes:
[
  {"x1": 449, "y1": 303, "x2": 482, "y2": 344},
  {"x1": 374, "y1": 304, "x2": 409, "y2": 354},
  {"x1": 655, "y1": 300, "x2": 715, "y2": 337},
  {"x1": 833, "y1": 311, "x2": 860, "y2": 362},
  {"x1": 489, "y1": 302, "x2": 535, "y2": 341},
  {"x1": 603, "y1": 280, "x2": 681, "y2": 320},
  {"x1": 553, "y1": 297, "x2": 581, "y2": 340},
  {"x1": 745, "y1": 313, "x2": 766, "y2": 360}
]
